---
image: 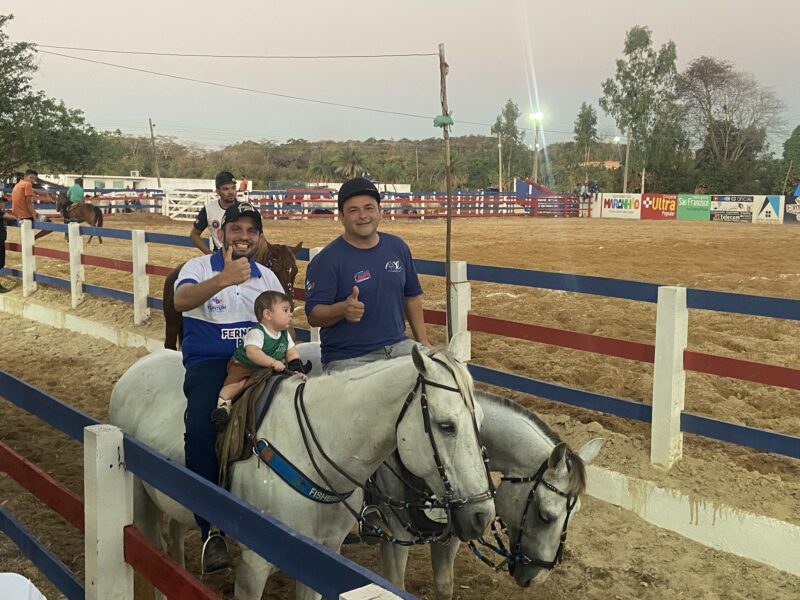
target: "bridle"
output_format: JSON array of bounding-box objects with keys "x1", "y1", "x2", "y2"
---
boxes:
[
  {"x1": 469, "y1": 458, "x2": 577, "y2": 572},
  {"x1": 290, "y1": 352, "x2": 495, "y2": 545}
]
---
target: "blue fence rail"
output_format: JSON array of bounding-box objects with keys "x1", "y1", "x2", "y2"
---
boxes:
[
  {"x1": 4, "y1": 221, "x2": 799, "y2": 459},
  {"x1": 0, "y1": 371, "x2": 415, "y2": 600}
]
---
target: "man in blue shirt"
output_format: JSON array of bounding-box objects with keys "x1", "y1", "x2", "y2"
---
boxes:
[{"x1": 305, "y1": 178, "x2": 430, "y2": 372}]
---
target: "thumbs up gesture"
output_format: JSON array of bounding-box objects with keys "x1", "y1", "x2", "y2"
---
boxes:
[
  {"x1": 221, "y1": 245, "x2": 251, "y2": 286},
  {"x1": 343, "y1": 285, "x2": 365, "y2": 322}
]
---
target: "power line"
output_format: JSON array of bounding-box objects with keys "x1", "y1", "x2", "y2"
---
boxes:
[
  {"x1": 39, "y1": 49, "x2": 446, "y2": 123},
  {"x1": 38, "y1": 50, "x2": 578, "y2": 137},
  {"x1": 35, "y1": 44, "x2": 439, "y2": 60}
]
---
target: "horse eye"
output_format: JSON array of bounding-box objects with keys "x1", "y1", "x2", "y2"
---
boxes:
[
  {"x1": 438, "y1": 421, "x2": 457, "y2": 434},
  {"x1": 538, "y1": 509, "x2": 553, "y2": 523}
]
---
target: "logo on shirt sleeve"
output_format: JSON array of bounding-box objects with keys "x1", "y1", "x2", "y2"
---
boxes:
[
  {"x1": 384, "y1": 260, "x2": 402, "y2": 273},
  {"x1": 306, "y1": 278, "x2": 315, "y2": 292},
  {"x1": 354, "y1": 269, "x2": 371, "y2": 283}
]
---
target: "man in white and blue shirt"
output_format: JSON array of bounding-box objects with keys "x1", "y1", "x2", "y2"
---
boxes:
[{"x1": 174, "y1": 201, "x2": 282, "y2": 572}]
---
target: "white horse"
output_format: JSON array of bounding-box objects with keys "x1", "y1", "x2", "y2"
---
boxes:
[
  {"x1": 110, "y1": 345, "x2": 495, "y2": 600},
  {"x1": 374, "y1": 390, "x2": 604, "y2": 598}
]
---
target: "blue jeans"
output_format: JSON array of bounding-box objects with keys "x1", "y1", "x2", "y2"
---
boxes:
[
  {"x1": 323, "y1": 339, "x2": 421, "y2": 374},
  {"x1": 183, "y1": 357, "x2": 229, "y2": 539}
]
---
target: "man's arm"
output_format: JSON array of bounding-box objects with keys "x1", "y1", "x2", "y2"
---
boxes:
[
  {"x1": 404, "y1": 294, "x2": 431, "y2": 346},
  {"x1": 26, "y1": 194, "x2": 37, "y2": 219},
  {"x1": 173, "y1": 246, "x2": 250, "y2": 312},
  {"x1": 307, "y1": 286, "x2": 364, "y2": 327},
  {"x1": 189, "y1": 227, "x2": 212, "y2": 254}
]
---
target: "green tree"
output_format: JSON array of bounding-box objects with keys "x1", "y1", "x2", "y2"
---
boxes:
[
  {"x1": 600, "y1": 25, "x2": 677, "y2": 191},
  {"x1": 307, "y1": 152, "x2": 336, "y2": 183},
  {"x1": 783, "y1": 125, "x2": 800, "y2": 166},
  {"x1": 677, "y1": 56, "x2": 784, "y2": 164},
  {"x1": 0, "y1": 14, "x2": 95, "y2": 179},
  {"x1": 573, "y1": 102, "x2": 599, "y2": 176},
  {"x1": 491, "y1": 99, "x2": 524, "y2": 186},
  {"x1": 335, "y1": 146, "x2": 367, "y2": 179}
]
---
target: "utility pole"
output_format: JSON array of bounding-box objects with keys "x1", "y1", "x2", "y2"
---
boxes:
[
  {"x1": 415, "y1": 147, "x2": 420, "y2": 188},
  {"x1": 148, "y1": 118, "x2": 162, "y2": 188},
  {"x1": 623, "y1": 128, "x2": 631, "y2": 193},
  {"x1": 497, "y1": 131, "x2": 503, "y2": 192},
  {"x1": 438, "y1": 43, "x2": 454, "y2": 342},
  {"x1": 533, "y1": 134, "x2": 540, "y2": 184}
]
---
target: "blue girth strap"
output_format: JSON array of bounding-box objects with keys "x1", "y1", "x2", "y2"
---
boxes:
[{"x1": 255, "y1": 438, "x2": 354, "y2": 504}]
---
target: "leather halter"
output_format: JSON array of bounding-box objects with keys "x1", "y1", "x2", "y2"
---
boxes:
[
  {"x1": 501, "y1": 458, "x2": 577, "y2": 570},
  {"x1": 393, "y1": 355, "x2": 495, "y2": 510},
  {"x1": 289, "y1": 352, "x2": 495, "y2": 545}
]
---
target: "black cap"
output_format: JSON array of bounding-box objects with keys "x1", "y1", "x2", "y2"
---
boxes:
[
  {"x1": 337, "y1": 177, "x2": 380, "y2": 211},
  {"x1": 221, "y1": 202, "x2": 262, "y2": 232},
  {"x1": 215, "y1": 171, "x2": 235, "y2": 189}
]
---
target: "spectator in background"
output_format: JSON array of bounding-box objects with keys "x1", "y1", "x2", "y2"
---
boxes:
[
  {"x1": 0, "y1": 198, "x2": 17, "y2": 293},
  {"x1": 67, "y1": 178, "x2": 85, "y2": 204},
  {"x1": 11, "y1": 170, "x2": 50, "y2": 239},
  {"x1": 238, "y1": 175, "x2": 249, "y2": 195},
  {"x1": 190, "y1": 171, "x2": 240, "y2": 254}
]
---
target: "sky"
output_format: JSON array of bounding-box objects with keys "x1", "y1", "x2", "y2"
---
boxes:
[{"x1": 5, "y1": 0, "x2": 799, "y2": 150}]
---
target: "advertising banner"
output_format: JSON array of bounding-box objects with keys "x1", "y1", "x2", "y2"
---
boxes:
[
  {"x1": 784, "y1": 195, "x2": 800, "y2": 225},
  {"x1": 641, "y1": 193, "x2": 677, "y2": 220},
  {"x1": 752, "y1": 195, "x2": 784, "y2": 224},
  {"x1": 711, "y1": 195, "x2": 753, "y2": 222},
  {"x1": 600, "y1": 193, "x2": 642, "y2": 219},
  {"x1": 677, "y1": 194, "x2": 711, "y2": 221}
]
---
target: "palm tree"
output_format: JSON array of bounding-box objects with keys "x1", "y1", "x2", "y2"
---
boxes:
[
  {"x1": 307, "y1": 152, "x2": 336, "y2": 184},
  {"x1": 335, "y1": 146, "x2": 367, "y2": 179}
]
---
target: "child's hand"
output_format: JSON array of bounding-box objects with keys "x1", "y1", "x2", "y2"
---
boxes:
[{"x1": 272, "y1": 361, "x2": 286, "y2": 372}]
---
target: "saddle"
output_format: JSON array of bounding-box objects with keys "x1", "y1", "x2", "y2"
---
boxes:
[
  {"x1": 65, "y1": 201, "x2": 82, "y2": 213},
  {"x1": 215, "y1": 368, "x2": 292, "y2": 489}
]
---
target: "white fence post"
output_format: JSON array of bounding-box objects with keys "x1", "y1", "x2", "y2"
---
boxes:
[
  {"x1": 131, "y1": 229, "x2": 150, "y2": 324},
  {"x1": 650, "y1": 286, "x2": 688, "y2": 469},
  {"x1": 68, "y1": 222, "x2": 85, "y2": 308},
  {"x1": 340, "y1": 584, "x2": 402, "y2": 600},
  {"x1": 309, "y1": 247, "x2": 322, "y2": 343},
  {"x1": 448, "y1": 261, "x2": 471, "y2": 362},
  {"x1": 20, "y1": 219, "x2": 36, "y2": 297},
  {"x1": 84, "y1": 424, "x2": 134, "y2": 600}
]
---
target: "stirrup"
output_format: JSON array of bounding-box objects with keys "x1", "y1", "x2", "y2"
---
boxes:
[
  {"x1": 358, "y1": 504, "x2": 386, "y2": 545},
  {"x1": 200, "y1": 533, "x2": 231, "y2": 575}
]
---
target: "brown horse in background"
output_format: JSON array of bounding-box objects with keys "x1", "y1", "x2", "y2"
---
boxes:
[
  {"x1": 162, "y1": 239, "x2": 303, "y2": 350},
  {"x1": 55, "y1": 193, "x2": 104, "y2": 243}
]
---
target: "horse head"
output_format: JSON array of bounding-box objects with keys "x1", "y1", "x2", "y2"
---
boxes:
[
  {"x1": 395, "y1": 347, "x2": 495, "y2": 542},
  {"x1": 55, "y1": 192, "x2": 68, "y2": 213},
  {"x1": 496, "y1": 438, "x2": 604, "y2": 587},
  {"x1": 256, "y1": 240, "x2": 302, "y2": 307}
]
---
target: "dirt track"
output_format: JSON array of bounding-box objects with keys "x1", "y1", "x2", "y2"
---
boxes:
[{"x1": 1, "y1": 214, "x2": 798, "y2": 598}]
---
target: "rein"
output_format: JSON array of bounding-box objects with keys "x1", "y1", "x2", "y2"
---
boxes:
[
  {"x1": 468, "y1": 458, "x2": 577, "y2": 572},
  {"x1": 257, "y1": 353, "x2": 494, "y2": 547}
]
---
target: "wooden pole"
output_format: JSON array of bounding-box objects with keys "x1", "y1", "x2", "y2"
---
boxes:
[
  {"x1": 623, "y1": 128, "x2": 631, "y2": 193},
  {"x1": 782, "y1": 160, "x2": 794, "y2": 195},
  {"x1": 438, "y1": 43, "x2": 454, "y2": 342},
  {"x1": 148, "y1": 118, "x2": 162, "y2": 188}
]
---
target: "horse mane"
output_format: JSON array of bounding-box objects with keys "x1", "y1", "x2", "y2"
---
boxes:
[{"x1": 477, "y1": 390, "x2": 587, "y2": 496}]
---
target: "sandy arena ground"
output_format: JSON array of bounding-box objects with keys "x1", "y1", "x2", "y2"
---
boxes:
[{"x1": 0, "y1": 213, "x2": 798, "y2": 598}]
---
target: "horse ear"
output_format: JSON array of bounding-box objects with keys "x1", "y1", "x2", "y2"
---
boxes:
[
  {"x1": 292, "y1": 241, "x2": 303, "y2": 255},
  {"x1": 577, "y1": 438, "x2": 605, "y2": 465},
  {"x1": 548, "y1": 442, "x2": 568, "y2": 471},
  {"x1": 411, "y1": 344, "x2": 431, "y2": 374}
]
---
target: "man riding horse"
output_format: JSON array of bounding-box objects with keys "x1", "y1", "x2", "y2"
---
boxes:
[
  {"x1": 63, "y1": 177, "x2": 85, "y2": 220},
  {"x1": 173, "y1": 202, "x2": 284, "y2": 573}
]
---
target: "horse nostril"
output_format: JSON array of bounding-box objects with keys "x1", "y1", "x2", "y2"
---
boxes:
[{"x1": 472, "y1": 511, "x2": 490, "y2": 532}]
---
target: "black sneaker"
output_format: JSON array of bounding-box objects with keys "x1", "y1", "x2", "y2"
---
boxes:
[{"x1": 201, "y1": 533, "x2": 231, "y2": 575}]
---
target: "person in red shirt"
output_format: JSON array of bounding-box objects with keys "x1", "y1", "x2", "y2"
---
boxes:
[
  {"x1": 238, "y1": 175, "x2": 249, "y2": 195},
  {"x1": 11, "y1": 170, "x2": 50, "y2": 239}
]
